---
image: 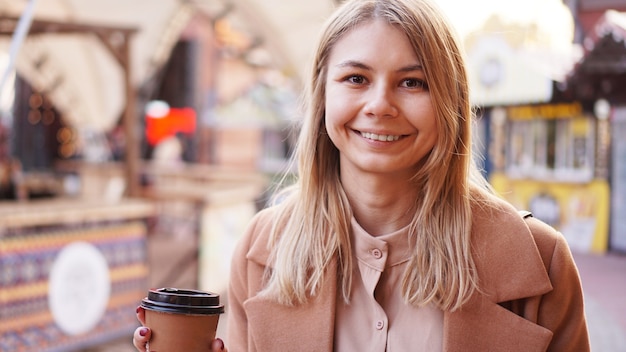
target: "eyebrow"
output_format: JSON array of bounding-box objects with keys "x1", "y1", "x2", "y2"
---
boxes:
[{"x1": 335, "y1": 60, "x2": 423, "y2": 73}]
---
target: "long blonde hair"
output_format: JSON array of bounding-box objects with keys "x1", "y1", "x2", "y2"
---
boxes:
[{"x1": 262, "y1": 0, "x2": 490, "y2": 311}]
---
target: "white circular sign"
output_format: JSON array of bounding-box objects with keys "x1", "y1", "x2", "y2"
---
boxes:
[
  {"x1": 48, "y1": 241, "x2": 111, "y2": 335},
  {"x1": 479, "y1": 57, "x2": 503, "y2": 88}
]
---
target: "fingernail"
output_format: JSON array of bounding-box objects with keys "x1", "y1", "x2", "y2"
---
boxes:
[
  {"x1": 136, "y1": 306, "x2": 141, "y2": 314},
  {"x1": 139, "y1": 328, "x2": 149, "y2": 337},
  {"x1": 216, "y1": 338, "x2": 225, "y2": 350}
]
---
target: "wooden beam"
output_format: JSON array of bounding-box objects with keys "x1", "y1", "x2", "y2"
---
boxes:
[
  {"x1": 119, "y1": 36, "x2": 141, "y2": 197},
  {"x1": 0, "y1": 16, "x2": 136, "y2": 36}
]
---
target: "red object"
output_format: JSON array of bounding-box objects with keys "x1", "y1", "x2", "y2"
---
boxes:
[{"x1": 145, "y1": 107, "x2": 196, "y2": 146}]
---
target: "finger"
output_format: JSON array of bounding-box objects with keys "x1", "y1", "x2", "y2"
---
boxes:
[
  {"x1": 132, "y1": 326, "x2": 151, "y2": 351},
  {"x1": 211, "y1": 338, "x2": 226, "y2": 351},
  {"x1": 136, "y1": 306, "x2": 146, "y2": 325}
]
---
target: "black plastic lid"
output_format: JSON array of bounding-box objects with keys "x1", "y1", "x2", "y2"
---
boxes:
[{"x1": 140, "y1": 288, "x2": 224, "y2": 315}]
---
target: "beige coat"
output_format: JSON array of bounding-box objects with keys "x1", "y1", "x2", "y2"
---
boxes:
[{"x1": 227, "y1": 194, "x2": 590, "y2": 351}]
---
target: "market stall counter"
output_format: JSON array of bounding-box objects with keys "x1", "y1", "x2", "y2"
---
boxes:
[
  {"x1": 140, "y1": 162, "x2": 268, "y2": 296},
  {"x1": 0, "y1": 198, "x2": 155, "y2": 352}
]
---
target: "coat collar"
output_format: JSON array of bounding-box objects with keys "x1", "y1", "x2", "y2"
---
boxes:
[{"x1": 244, "y1": 198, "x2": 553, "y2": 351}]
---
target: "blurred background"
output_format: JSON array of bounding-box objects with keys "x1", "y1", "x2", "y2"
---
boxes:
[{"x1": 0, "y1": 0, "x2": 624, "y2": 351}]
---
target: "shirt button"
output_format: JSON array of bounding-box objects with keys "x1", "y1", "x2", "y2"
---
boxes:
[
  {"x1": 371, "y1": 248, "x2": 382, "y2": 259},
  {"x1": 375, "y1": 320, "x2": 384, "y2": 330}
]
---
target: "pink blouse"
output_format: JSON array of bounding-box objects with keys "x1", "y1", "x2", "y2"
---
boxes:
[{"x1": 334, "y1": 218, "x2": 443, "y2": 351}]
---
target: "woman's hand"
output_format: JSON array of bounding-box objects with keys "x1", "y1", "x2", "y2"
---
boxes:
[
  {"x1": 132, "y1": 306, "x2": 228, "y2": 351},
  {"x1": 132, "y1": 305, "x2": 148, "y2": 351}
]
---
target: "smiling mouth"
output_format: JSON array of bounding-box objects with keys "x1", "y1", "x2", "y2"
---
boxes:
[{"x1": 359, "y1": 131, "x2": 401, "y2": 141}]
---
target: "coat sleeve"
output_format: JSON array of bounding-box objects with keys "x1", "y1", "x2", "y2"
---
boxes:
[
  {"x1": 524, "y1": 217, "x2": 590, "y2": 351},
  {"x1": 227, "y1": 212, "x2": 262, "y2": 352}
]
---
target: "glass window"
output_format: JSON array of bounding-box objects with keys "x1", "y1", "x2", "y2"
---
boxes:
[
  {"x1": 506, "y1": 119, "x2": 534, "y2": 177},
  {"x1": 554, "y1": 116, "x2": 594, "y2": 181},
  {"x1": 505, "y1": 112, "x2": 594, "y2": 182}
]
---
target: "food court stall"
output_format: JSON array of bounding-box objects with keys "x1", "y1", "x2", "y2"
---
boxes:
[
  {"x1": 464, "y1": 21, "x2": 611, "y2": 254},
  {"x1": 562, "y1": 10, "x2": 626, "y2": 253},
  {"x1": 488, "y1": 102, "x2": 611, "y2": 254},
  {"x1": 0, "y1": 11, "x2": 154, "y2": 351},
  {"x1": 0, "y1": 198, "x2": 155, "y2": 351}
]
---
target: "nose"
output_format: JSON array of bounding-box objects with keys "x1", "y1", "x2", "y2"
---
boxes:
[{"x1": 363, "y1": 84, "x2": 398, "y2": 118}]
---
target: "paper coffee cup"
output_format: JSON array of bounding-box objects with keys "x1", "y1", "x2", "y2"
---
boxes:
[{"x1": 141, "y1": 287, "x2": 224, "y2": 352}]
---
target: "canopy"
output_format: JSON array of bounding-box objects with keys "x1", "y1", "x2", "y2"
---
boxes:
[
  {"x1": 0, "y1": 0, "x2": 336, "y2": 197},
  {"x1": 0, "y1": 0, "x2": 335, "y2": 132}
]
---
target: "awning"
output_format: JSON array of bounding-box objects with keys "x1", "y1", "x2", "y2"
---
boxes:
[
  {"x1": 564, "y1": 10, "x2": 626, "y2": 102},
  {"x1": 0, "y1": 0, "x2": 335, "y2": 132},
  {"x1": 0, "y1": 0, "x2": 335, "y2": 197}
]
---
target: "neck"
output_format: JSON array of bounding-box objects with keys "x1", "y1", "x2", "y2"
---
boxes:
[{"x1": 341, "y1": 169, "x2": 417, "y2": 236}]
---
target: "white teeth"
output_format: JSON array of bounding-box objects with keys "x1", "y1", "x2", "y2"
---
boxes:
[{"x1": 361, "y1": 132, "x2": 400, "y2": 141}]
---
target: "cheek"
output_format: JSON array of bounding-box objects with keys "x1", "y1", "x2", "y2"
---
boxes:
[
  {"x1": 409, "y1": 99, "x2": 437, "y2": 132},
  {"x1": 323, "y1": 108, "x2": 347, "y2": 151},
  {"x1": 324, "y1": 93, "x2": 342, "y2": 130},
  {"x1": 325, "y1": 92, "x2": 355, "y2": 129},
  {"x1": 325, "y1": 80, "x2": 356, "y2": 116},
  {"x1": 424, "y1": 119, "x2": 440, "y2": 155},
  {"x1": 324, "y1": 111, "x2": 340, "y2": 146}
]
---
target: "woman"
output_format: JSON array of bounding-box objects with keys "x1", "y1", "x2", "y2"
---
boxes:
[{"x1": 134, "y1": 0, "x2": 589, "y2": 350}]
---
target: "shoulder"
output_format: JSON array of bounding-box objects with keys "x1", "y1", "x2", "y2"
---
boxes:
[
  {"x1": 471, "y1": 189, "x2": 565, "y2": 263},
  {"x1": 470, "y1": 189, "x2": 565, "y2": 256},
  {"x1": 521, "y1": 215, "x2": 561, "y2": 248},
  {"x1": 243, "y1": 206, "x2": 279, "y2": 241},
  {"x1": 522, "y1": 215, "x2": 576, "y2": 276},
  {"x1": 232, "y1": 205, "x2": 283, "y2": 267},
  {"x1": 470, "y1": 189, "x2": 528, "y2": 236},
  {"x1": 469, "y1": 190, "x2": 557, "y2": 300},
  {"x1": 229, "y1": 206, "x2": 279, "y2": 296}
]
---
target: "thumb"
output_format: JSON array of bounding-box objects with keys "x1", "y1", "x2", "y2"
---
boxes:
[{"x1": 132, "y1": 326, "x2": 151, "y2": 351}]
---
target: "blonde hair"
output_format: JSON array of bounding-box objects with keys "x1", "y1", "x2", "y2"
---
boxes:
[{"x1": 262, "y1": 0, "x2": 491, "y2": 311}]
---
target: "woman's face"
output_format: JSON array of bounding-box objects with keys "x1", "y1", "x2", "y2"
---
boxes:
[{"x1": 324, "y1": 19, "x2": 438, "y2": 178}]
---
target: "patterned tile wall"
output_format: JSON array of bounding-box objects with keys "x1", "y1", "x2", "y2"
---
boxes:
[{"x1": 0, "y1": 221, "x2": 149, "y2": 352}]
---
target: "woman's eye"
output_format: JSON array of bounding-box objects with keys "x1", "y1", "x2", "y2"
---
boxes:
[
  {"x1": 402, "y1": 78, "x2": 428, "y2": 90},
  {"x1": 346, "y1": 75, "x2": 366, "y2": 84}
]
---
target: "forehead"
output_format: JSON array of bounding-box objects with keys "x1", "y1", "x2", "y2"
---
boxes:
[{"x1": 327, "y1": 19, "x2": 420, "y2": 66}]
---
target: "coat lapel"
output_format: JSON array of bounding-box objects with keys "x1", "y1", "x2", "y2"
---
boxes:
[
  {"x1": 244, "y1": 293, "x2": 335, "y2": 351},
  {"x1": 443, "y1": 295, "x2": 553, "y2": 351},
  {"x1": 441, "y1": 200, "x2": 555, "y2": 351},
  {"x1": 243, "y1": 260, "x2": 337, "y2": 351}
]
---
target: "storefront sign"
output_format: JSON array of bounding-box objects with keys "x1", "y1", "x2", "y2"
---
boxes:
[
  {"x1": 507, "y1": 102, "x2": 583, "y2": 120},
  {"x1": 48, "y1": 241, "x2": 110, "y2": 335},
  {"x1": 467, "y1": 35, "x2": 553, "y2": 106}
]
